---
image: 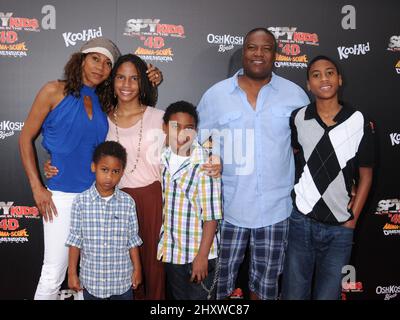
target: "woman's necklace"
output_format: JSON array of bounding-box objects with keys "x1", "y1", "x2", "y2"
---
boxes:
[{"x1": 113, "y1": 104, "x2": 145, "y2": 175}]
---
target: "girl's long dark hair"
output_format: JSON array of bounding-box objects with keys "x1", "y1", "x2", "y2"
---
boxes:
[{"x1": 106, "y1": 54, "x2": 158, "y2": 113}]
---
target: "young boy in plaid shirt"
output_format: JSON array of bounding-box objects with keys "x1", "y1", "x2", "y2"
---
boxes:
[
  {"x1": 157, "y1": 101, "x2": 223, "y2": 300},
  {"x1": 66, "y1": 141, "x2": 142, "y2": 300}
]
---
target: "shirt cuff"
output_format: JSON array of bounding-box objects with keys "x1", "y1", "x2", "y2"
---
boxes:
[
  {"x1": 65, "y1": 234, "x2": 82, "y2": 248},
  {"x1": 128, "y1": 235, "x2": 143, "y2": 248}
]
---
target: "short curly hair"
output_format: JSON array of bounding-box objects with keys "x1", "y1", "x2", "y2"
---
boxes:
[
  {"x1": 162, "y1": 100, "x2": 199, "y2": 128},
  {"x1": 307, "y1": 55, "x2": 341, "y2": 79},
  {"x1": 92, "y1": 141, "x2": 127, "y2": 169}
]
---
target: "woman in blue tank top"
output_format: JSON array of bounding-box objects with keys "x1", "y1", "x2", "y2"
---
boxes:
[
  {"x1": 19, "y1": 37, "x2": 120, "y2": 300},
  {"x1": 19, "y1": 37, "x2": 162, "y2": 300}
]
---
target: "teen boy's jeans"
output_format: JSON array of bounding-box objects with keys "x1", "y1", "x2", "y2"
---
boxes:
[{"x1": 281, "y1": 208, "x2": 354, "y2": 300}]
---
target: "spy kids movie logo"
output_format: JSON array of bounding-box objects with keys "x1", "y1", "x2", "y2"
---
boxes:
[
  {"x1": 0, "y1": 6, "x2": 56, "y2": 58},
  {"x1": 0, "y1": 12, "x2": 38, "y2": 57},
  {"x1": 0, "y1": 201, "x2": 40, "y2": 244},
  {"x1": 268, "y1": 27, "x2": 319, "y2": 69},
  {"x1": 124, "y1": 18, "x2": 186, "y2": 63},
  {"x1": 375, "y1": 199, "x2": 400, "y2": 236}
]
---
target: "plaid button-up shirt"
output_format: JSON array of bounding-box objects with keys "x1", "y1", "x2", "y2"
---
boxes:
[
  {"x1": 157, "y1": 141, "x2": 223, "y2": 264},
  {"x1": 66, "y1": 183, "x2": 142, "y2": 298}
]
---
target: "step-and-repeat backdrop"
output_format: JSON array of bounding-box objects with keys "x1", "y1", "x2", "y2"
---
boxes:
[{"x1": 1, "y1": 0, "x2": 399, "y2": 300}]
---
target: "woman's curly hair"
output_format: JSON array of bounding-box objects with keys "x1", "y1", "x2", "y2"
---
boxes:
[{"x1": 61, "y1": 52, "x2": 113, "y2": 111}]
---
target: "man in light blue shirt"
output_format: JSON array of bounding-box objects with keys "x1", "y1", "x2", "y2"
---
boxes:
[{"x1": 197, "y1": 27, "x2": 310, "y2": 300}]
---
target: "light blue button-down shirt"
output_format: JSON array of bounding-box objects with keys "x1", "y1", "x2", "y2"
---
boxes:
[{"x1": 197, "y1": 70, "x2": 310, "y2": 228}]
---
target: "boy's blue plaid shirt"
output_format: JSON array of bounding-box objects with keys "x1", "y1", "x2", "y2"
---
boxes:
[
  {"x1": 66, "y1": 183, "x2": 142, "y2": 298},
  {"x1": 157, "y1": 140, "x2": 223, "y2": 264}
]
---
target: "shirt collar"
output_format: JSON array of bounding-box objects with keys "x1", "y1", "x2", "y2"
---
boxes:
[
  {"x1": 161, "y1": 140, "x2": 207, "y2": 168},
  {"x1": 304, "y1": 101, "x2": 352, "y2": 123},
  {"x1": 88, "y1": 182, "x2": 122, "y2": 202},
  {"x1": 229, "y1": 69, "x2": 279, "y2": 93},
  {"x1": 304, "y1": 102, "x2": 318, "y2": 120},
  {"x1": 81, "y1": 84, "x2": 97, "y2": 96}
]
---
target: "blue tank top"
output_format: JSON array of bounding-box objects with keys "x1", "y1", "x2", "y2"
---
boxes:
[{"x1": 41, "y1": 85, "x2": 108, "y2": 192}]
